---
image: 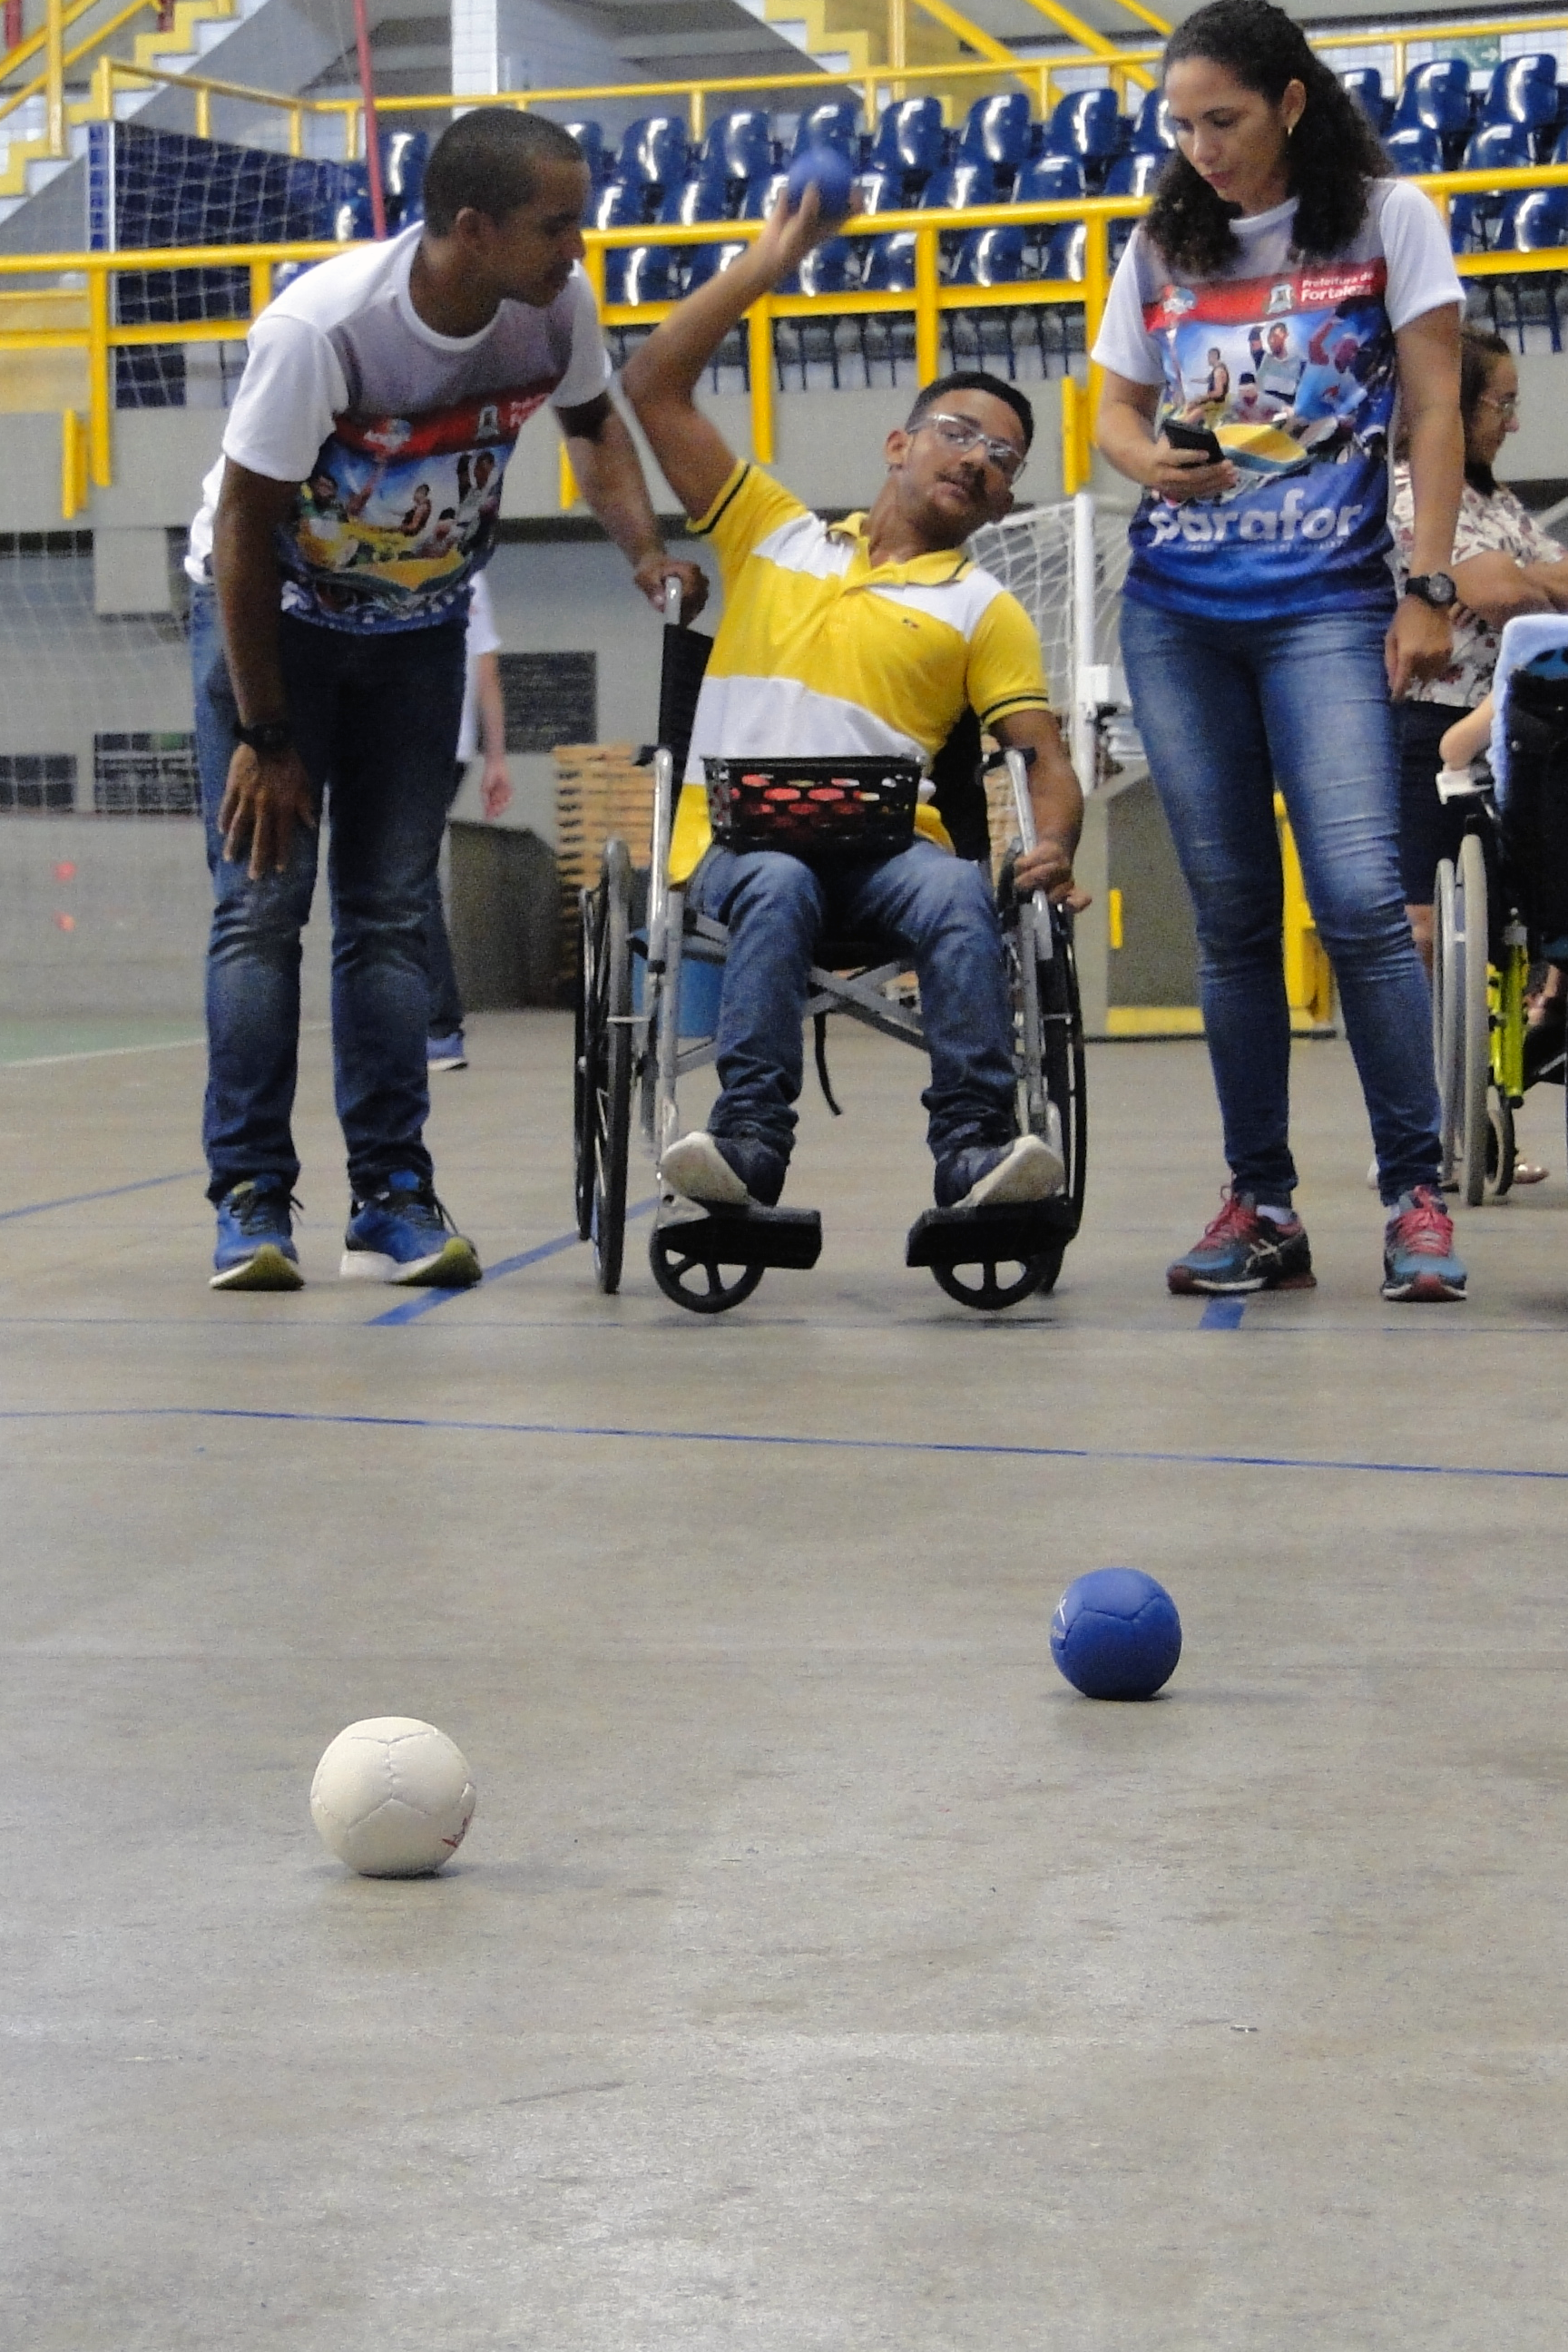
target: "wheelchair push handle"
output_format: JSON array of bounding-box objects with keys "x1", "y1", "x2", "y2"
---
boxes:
[{"x1": 662, "y1": 574, "x2": 683, "y2": 627}]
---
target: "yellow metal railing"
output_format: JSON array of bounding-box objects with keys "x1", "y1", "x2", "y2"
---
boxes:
[
  {"x1": 18, "y1": 1, "x2": 1568, "y2": 165},
  {"x1": 5, "y1": 162, "x2": 1568, "y2": 518}
]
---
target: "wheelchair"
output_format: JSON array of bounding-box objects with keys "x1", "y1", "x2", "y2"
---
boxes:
[
  {"x1": 573, "y1": 610, "x2": 1085, "y2": 1315},
  {"x1": 1432, "y1": 637, "x2": 1568, "y2": 1205}
]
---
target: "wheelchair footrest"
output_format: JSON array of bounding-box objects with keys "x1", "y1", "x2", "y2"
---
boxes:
[
  {"x1": 656, "y1": 1203, "x2": 824, "y2": 1270},
  {"x1": 905, "y1": 1198, "x2": 1077, "y2": 1270}
]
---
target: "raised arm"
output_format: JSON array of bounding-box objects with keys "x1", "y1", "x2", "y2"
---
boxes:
[{"x1": 621, "y1": 189, "x2": 844, "y2": 520}]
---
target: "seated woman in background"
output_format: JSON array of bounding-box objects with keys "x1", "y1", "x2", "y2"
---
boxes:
[{"x1": 1393, "y1": 328, "x2": 1568, "y2": 974}]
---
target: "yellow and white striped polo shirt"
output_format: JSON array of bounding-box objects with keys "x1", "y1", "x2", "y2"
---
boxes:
[{"x1": 669, "y1": 460, "x2": 1051, "y2": 881}]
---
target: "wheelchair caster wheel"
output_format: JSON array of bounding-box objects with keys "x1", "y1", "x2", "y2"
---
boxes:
[
  {"x1": 649, "y1": 1223, "x2": 767, "y2": 1313},
  {"x1": 929, "y1": 1249, "x2": 1058, "y2": 1311}
]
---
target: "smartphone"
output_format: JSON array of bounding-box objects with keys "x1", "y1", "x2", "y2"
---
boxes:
[{"x1": 1163, "y1": 417, "x2": 1224, "y2": 463}]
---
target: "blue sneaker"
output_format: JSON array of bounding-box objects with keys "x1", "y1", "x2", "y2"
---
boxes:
[
  {"x1": 427, "y1": 1031, "x2": 467, "y2": 1072},
  {"x1": 1167, "y1": 1189, "x2": 1315, "y2": 1295},
  {"x1": 935, "y1": 1134, "x2": 1063, "y2": 1210},
  {"x1": 211, "y1": 1177, "x2": 303, "y2": 1292},
  {"x1": 339, "y1": 1171, "x2": 481, "y2": 1287},
  {"x1": 1382, "y1": 1186, "x2": 1467, "y2": 1302}
]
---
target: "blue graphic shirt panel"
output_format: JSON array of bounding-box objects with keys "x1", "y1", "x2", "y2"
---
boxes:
[{"x1": 1123, "y1": 258, "x2": 1400, "y2": 622}]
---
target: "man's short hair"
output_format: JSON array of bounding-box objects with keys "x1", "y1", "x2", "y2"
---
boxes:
[
  {"x1": 423, "y1": 109, "x2": 586, "y2": 234},
  {"x1": 906, "y1": 370, "x2": 1034, "y2": 454}
]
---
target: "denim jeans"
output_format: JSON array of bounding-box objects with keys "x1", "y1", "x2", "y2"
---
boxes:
[
  {"x1": 425, "y1": 762, "x2": 466, "y2": 1039},
  {"x1": 1119, "y1": 595, "x2": 1441, "y2": 1206},
  {"x1": 687, "y1": 838, "x2": 1015, "y2": 1166},
  {"x1": 191, "y1": 586, "x2": 466, "y2": 1200}
]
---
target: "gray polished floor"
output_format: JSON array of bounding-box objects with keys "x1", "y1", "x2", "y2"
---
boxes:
[{"x1": 4, "y1": 1015, "x2": 1565, "y2": 2352}]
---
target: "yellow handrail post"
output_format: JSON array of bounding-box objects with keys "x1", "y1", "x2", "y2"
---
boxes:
[
  {"x1": 1060, "y1": 376, "x2": 1082, "y2": 497},
  {"x1": 748, "y1": 295, "x2": 773, "y2": 464},
  {"x1": 45, "y1": 0, "x2": 65, "y2": 155},
  {"x1": 91, "y1": 54, "x2": 113, "y2": 120},
  {"x1": 61, "y1": 409, "x2": 85, "y2": 521},
  {"x1": 915, "y1": 220, "x2": 939, "y2": 382},
  {"x1": 249, "y1": 259, "x2": 272, "y2": 319},
  {"x1": 195, "y1": 85, "x2": 211, "y2": 139},
  {"x1": 863, "y1": 74, "x2": 877, "y2": 129},
  {"x1": 1083, "y1": 209, "x2": 1109, "y2": 462},
  {"x1": 689, "y1": 87, "x2": 704, "y2": 140},
  {"x1": 559, "y1": 441, "x2": 579, "y2": 512},
  {"x1": 888, "y1": 0, "x2": 906, "y2": 103},
  {"x1": 289, "y1": 103, "x2": 303, "y2": 159},
  {"x1": 87, "y1": 263, "x2": 112, "y2": 489}
]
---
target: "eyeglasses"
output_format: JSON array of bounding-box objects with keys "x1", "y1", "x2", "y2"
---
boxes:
[
  {"x1": 909, "y1": 409, "x2": 1028, "y2": 484},
  {"x1": 1477, "y1": 393, "x2": 1519, "y2": 416}
]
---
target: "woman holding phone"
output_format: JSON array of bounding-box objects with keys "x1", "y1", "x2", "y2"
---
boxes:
[{"x1": 1093, "y1": 0, "x2": 1468, "y2": 1302}]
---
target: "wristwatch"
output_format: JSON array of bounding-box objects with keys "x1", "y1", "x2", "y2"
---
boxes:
[
  {"x1": 234, "y1": 718, "x2": 294, "y2": 755},
  {"x1": 1404, "y1": 572, "x2": 1457, "y2": 610}
]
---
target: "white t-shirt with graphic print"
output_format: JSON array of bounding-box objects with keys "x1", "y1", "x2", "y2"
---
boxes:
[{"x1": 186, "y1": 225, "x2": 611, "y2": 634}]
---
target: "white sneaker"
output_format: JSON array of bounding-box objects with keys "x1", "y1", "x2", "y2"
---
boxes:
[
  {"x1": 659, "y1": 1131, "x2": 753, "y2": 1207},
  {"x1": 946, "y1": 1133, "x2": 1064, "y2": 1210}
]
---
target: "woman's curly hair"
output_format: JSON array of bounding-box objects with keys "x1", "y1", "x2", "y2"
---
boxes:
[{"x1": 1144, "y1": 0, "x2": 1389, "y2": 276}]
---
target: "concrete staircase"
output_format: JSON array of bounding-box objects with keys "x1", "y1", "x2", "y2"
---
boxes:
[{"x1": 0, "y1": 0, "x2": 250, "y2": 205}]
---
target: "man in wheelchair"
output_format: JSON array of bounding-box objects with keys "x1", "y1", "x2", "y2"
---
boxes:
[{"x1": 621, "y1": 189, "x2": 1084, "y2": 1217}]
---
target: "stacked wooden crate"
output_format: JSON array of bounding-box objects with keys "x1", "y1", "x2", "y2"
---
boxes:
[{"x1": 552, "y1": 742, "x2": 653, "y2": 983}]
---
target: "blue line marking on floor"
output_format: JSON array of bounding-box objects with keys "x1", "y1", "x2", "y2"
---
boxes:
[
  {"x1": 1200, "y1": 1298, "x2": 1247, "y2": 1330},
  {"x1": 0, "y1": 1169, "x2": 202, "y2": 1225},
  {"x1": 368, "y1": 1196, "x2": 660, "y2": 1325},
  {"x1": 3, "y1": 1400, "x2": 1566, "y2": 1484}
]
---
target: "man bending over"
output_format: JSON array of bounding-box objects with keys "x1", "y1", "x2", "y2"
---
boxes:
[{"x1": 622, "y1": 193, "x2": 1084, "y2": 1216}]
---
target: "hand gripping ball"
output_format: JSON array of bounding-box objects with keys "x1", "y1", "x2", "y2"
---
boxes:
[
  {"x1": 310, "y1": 1716, "x2": 476, "y2": 1876},
  {"x1": 784, "y1": 144, "x2": 854, "y2": 224},
  {"x1": 1050, "y1": 1569, "x2": 1182, "y2": 1700}
]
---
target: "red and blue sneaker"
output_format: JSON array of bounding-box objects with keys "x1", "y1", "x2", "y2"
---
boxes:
[
  {"x1": 1166, "y1": 1188, "x2": 1315, "y2": 1296},
  {"x1": 1381, "y1": 1187, "x2": 1467, "y2": 1302}
]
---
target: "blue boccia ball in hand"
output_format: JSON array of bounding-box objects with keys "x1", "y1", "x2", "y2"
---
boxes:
[
  {"x1": 785, "y1": 144, "x2": 854, "y2": 224},
  {"x1": 1051, "y1": 1568, "x2": 1182, "y2": 1700}
]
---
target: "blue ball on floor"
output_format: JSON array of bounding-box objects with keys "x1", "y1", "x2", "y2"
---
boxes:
[
  {"x1": 1051, "y1": 1568, "x2": 1182, "y2": 1700},
  {"x1": 784, "y1": 144, "x2": 854, "y2": 223}
]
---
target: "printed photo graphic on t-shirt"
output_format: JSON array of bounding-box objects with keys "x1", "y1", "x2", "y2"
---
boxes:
[
  {"x1": 279, "y1": 382, "x2": 556, "y2": 629},
  {"x1": 1133, "y1": 260, "x2": 1399, "y2": 607}
]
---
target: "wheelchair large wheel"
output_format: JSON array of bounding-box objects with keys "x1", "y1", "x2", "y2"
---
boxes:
[
  {"x1": 1038, "y1": 916, "x2": 1088, "y2": 1244},
  {"x1": 648, "y1": 1222, "x2": 766, "y2": 1313},
  {"x1": 573, "y1": 887, "x2": 595, "y2": 1241},
  {"x1": 1455, "y1": 831, "x2": 1491, "y2": 1208},
  {"x1": 1487, "y1": 1091, "x2": 1516, "y2": 1199},
  {"x1": 581, "y1": 841, "x2": 633, "y2": 1291}
]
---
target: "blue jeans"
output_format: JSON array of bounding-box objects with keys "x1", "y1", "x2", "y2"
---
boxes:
[
  {"x1": 191, "y1": 586, "x2": 466, "y2": 1200},
  {"x1": 687, "y1": 838, "x2": 1016, "y2": 1166},
  {"x1": 1119, "y1": 595, "x2": 1441, "y2": 1206}
]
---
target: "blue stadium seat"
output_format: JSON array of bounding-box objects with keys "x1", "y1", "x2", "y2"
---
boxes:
[
  {"x1": 1044, "y1": 88, "x2": 1121, "y2": 181},
  {"x1": 862, "y1": 231, "x2": 918, "y2": 291},
  {"x1": 1391, "y1": 59, "x2": 1473, "y2": 164},
  {"x1": 562, "y1": 120, "x2": 608, "y2": 185},
  {"x1": 603, "y1": 245, "x2": 674, "y2": 305},
  {"x1": 1130, "y1": 90, "x2": 1174, "y2": 152},
  {"x1": 791, "y1": 101, "x2": 861, "y2": 161},
  {"x1": 1455, "y1": 122, "x2": 1537, "y2": 252},
  {"x1": 1340, "y1": 69, "x2": 1390, "y2": 132},
  {"x1": 852, "y1": 169, "x2": 898, "y2": 215},
  {"x1": 740, "y1": 171, "x2": 789, "y2": 218},
  {"x1": 1102, "y1": 149, "x2": 1161, "y2": 198},
  {"x1": 1491, "y1": 185, "x2": 1568, "y2": 351},
  {"x1": 1385, "y1": 124, "x2": 1443, "y2": 176},
  {"x1": 592, "y1": 179, "x2": 642, "y2": 231},
  {"x1": 867, "y1": 96, "x2": 945, "y2": 195},
  {"x1": 778, "y1": 239, "x2": 858, "y2": 297},
  {"x1": 1041, "y1": 221, "x2": 1087, "y2": 281},
  {"x1": 919, "y1": 161, "x2": 996, "y2": 211},
  {"x1": 951, "y1": 224, "x2": 1029, "y2": 285},
  {"x1": 684, "y1": 239, "x2": 748, "y2": 291},
  {"x1": 614, "y1": 116, "x2": 690, "y2": 197},
  {"x1": 953, "y1": 93, "x2": 1034, "y2": 188},
  {"x1": 1479, "y1": 54, "x2": 1557, "y2": 144},
  {"x1": 699, "y1": 110, "x2": 775, "y2": 192},
  {"x1": 1014, "y1": 152, "x2": 1086, "y2": 205},
  {"x1": 381, "y1": 131, "x2": 427, "y2": 225},
  {"x1": 658, "y1": 170, "x2": 729, "y2": 227}
]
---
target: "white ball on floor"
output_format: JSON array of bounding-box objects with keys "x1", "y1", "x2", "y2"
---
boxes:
[{"x1": 310, "y1": 1716, "x2": 476, "y2": 1877}]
